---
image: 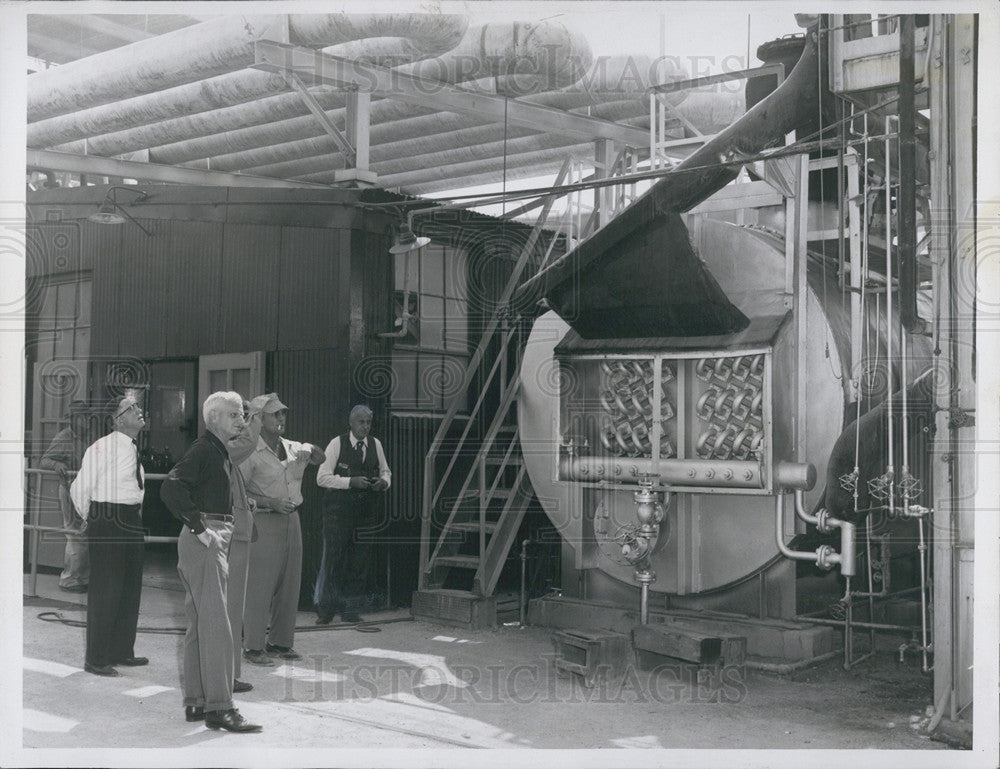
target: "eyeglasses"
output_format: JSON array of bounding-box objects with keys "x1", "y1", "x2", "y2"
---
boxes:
[{"x1": 114, "y1": 402, "x2": 141, "y2": 419}]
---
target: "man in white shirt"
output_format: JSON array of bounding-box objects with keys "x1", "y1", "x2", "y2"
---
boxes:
[
  {"x1": 69, "y1": 395, "x2": 147, "y2": 677},
  {"x1": 314, "y1": 405, "x2": 391, "y2": 624},
  {"x1": 240, "y1": 393, "x2": 325, "y2": 664}
]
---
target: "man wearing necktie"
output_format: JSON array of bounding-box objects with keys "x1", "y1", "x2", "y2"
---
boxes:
[
  {"x1": 314, "y1": 405, "x2": 391, "y2": 625},
  {"x1": 69, "y1": 395, "x2": 148, "y2": 677},
  {"x1": 160, "y1": 391, "x2": 262, "y2": 733}
]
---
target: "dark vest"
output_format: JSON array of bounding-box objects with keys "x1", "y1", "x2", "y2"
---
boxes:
[{"x1": 326, "y1": 432, "x2": 381, "y2": 511}]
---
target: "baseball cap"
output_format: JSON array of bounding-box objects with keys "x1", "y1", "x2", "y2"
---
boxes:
[{"x1": 249, "y1": 393, "x2": 288, "y2": 414}]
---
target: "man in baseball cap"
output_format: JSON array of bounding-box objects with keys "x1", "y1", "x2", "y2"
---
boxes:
[{"x1": 240, "y1": 394, "x2": 324, "y2": 664}]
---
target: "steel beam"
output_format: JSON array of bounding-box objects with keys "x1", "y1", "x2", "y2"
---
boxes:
[
  {"x1": 281, "y1": 71, "x2": 356, "y2": 163},
  {"x1": 26, "y1": 148, "x2": 330, "y2": 188},
  {"x1": 252, "y1": 40, "x2": 650, "y2": 147}
]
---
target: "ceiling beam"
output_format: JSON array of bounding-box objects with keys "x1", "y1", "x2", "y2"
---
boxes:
[
  {"x1": 55, "y1": 15, "x2": 159, "y2": 46},
  {"x1": 252, "y1": 40, "x2": 650, "y2": 148},
  {"x1": 27, "y1": 148, "x2": 330, "y2": 189}
]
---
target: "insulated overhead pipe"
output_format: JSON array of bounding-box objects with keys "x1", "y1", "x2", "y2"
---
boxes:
[
  {"x1": 28, "y1": 13, "x2": 470, "y2": 122},
  {"x1": 207, "y1": 96, "x2": 654, "y2": 179},
  {"x1": 41, "y1": 19, "x2": 594, "y2": 163}
]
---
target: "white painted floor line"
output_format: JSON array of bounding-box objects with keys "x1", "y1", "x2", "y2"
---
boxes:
[
  {"x1": 122, "y1": 684, "x2": 175, "y2": 698},
  {"x1": 270, "y1": 663, "x2": 345, "y2": 683},
  {"x1": 23, "y1": 657, "x2": 82, "y2": 678},
  {"x1": 22, "y1": 708, "x2": 78, "y2": 733}
]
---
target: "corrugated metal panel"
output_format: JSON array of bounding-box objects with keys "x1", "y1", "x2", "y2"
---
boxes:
[
  {"x1": 269, "y1": 347, "x2": 347, "y2": 610},
  {"x1": 164, "y1": 220, "x2": 224, "y2": 356},
  {"x1": 220, "y1": 223, "x2": 281, "y2": 353},
  {"x1": 89, "y1": 223, "x2": 125, "y2": 357},
  {"x1": 111, "y1": 221, "x2": 166, "y2": 357},
  {"x1": 348, "y1": 226, "x2": 394, "y2": 425},
  {"x1": 380, "y1": 413, "x2": 438, "y2": 606},
  {"x1": 278, "y1": 226, "x2": 346, "y2": 350}
]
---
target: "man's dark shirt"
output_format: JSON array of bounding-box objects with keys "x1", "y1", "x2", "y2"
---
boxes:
[{"x1": 160, "y1": 430, "x2": 232, "y2": 535}]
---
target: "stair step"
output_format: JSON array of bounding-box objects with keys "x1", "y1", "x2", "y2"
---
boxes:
[
  {"x1": 459, "y1": 488, "x2": 515, "y2": 501},
  {"x1": 450, "y1": 522, "x2": 497, "y2": 534},
  {"x1": 435, "y1": 555, "x2": 481, "y2": 569}
]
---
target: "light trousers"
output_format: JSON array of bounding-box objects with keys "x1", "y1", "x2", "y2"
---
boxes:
[
  {"x1": 177, "y1": 522, "x2": 234, "y2": 713},
  {"x1": 243, "y1": 511, "x2": 302, "y2": 650}
]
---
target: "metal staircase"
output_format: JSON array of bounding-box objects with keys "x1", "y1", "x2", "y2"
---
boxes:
[
  {"x1": 412, "y1": 150, "x2": 650, "y2": 627},
  {"x1": 420, "y1": 318, "x2": 532, "y2": 598},
  {"x1": 412, "y1": 162, "x2": 571, "y2": 627}
]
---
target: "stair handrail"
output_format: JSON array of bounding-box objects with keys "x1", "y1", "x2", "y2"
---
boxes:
[
  {"x1": 424, "y1": 352, "x2": 524, "y2": 575},
  {"x1": 419, "y1": 158, "x2": 573, "y2": 588}
]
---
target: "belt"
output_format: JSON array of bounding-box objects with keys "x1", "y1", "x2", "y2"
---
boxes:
[
  {"x1": 257, "y1": 506, "x2": 301, "y2": 514},
  {"x1": 204, "y1": 513, "x2": 234, "y2": 522}
]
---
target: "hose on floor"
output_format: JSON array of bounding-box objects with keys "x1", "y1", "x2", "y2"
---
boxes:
[{"x1": 36, "y1": 610, "x2": 412, "y2": 635}]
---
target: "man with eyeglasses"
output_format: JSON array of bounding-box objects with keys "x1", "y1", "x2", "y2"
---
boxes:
[
  {"x1": 161, "y1": 391, "x2": 263, "y2": 733},
  {"x1": 69, "y1": 395, "x2": 148, "y2": 677}
]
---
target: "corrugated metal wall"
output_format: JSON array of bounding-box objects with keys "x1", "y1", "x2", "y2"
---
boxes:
[
  {"x1": 89, "y1": 219, "x2": 355, "y2": 358},
  {"x1": 377, "y1": 413, "x2": 439, "y2": 606}
]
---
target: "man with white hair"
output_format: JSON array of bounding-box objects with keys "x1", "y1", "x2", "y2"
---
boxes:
[
  {"x1": 69, "y1": 395, "x2": 147, "y2": 677},
  {"x1": 160, "y1": 391, "x2": 262, "y2": 733},
  {"x1": 314, "y1": 404, "x2": 391, "y2": 625}
]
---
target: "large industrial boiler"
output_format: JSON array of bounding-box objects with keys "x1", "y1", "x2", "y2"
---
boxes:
[{"x1": 512, "y1": 23, "x2": 936, "y2": 673}]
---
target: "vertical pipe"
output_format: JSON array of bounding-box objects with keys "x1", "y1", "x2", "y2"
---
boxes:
[
  {"x1": 28, "y1": 473, "x2": 41, "y2": 598},
  {"x1": 866, "y1": 517, "x2": 876, "y2": 651},
  {"x1": 884, "y1": 115, "x2": 896, "y2": 517},
  {"x1": 918, "y1": 515, "x2": 930, "y2": 671},
  {"x1": 898, "y1": 13, "x2": 926, "y2": 334},
  {"x1": 843, "y1": 576, "x2": 852, "y2": 670},
  {"x1": 519, "y1": 539, "x2": 529, "y2": 626}
]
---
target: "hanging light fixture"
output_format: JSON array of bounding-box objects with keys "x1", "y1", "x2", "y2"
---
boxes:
[
  {"x1": 388, "y1": 220, "x2": 430, "y2": 254},
  {"x1": 88, "y1": 186, "x2": 153, "y2": 236}
]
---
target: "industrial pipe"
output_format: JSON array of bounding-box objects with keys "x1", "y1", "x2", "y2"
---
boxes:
[
  {"x1": 244, "y1": 99, "x2": 656, "y2": 180},
  {"x1": 28, "y1": 14, "x2": 470, "y2": 122},
  {"x1": 151, "y1": 54, "x2": 687, "y2": 173},
  {"x1": 513, "y1": 27, "x2": 828, "y2": 311},
  {"x1": 775, "y1": 493, "x2": 856, "y2": 576},
  {"x1": 45, "y1": 19, "x2": 595, "y2": 163},
  {"x1": 519, "y1": 539, "x2": 530, "y2": 626},
  {"x1": 559, "y1": 455, "x2": 763, "y2": 489},
  {"x1": 791, "y1": 489, "x2": 857, "y2": 577},
  {"x1": 898, "y1": 13, "x2": 928, "y2": 335}
]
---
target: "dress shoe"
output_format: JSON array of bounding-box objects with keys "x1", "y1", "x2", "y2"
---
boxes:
[
  {"x1": 117, "y1": 656, "x2": 149, "y2": 666},
  {"x1": 205, "y1": 708, "x2": 262, "y2": 733},
  {"x1": 185, "y1": 706, "x2": 205, "y2": 722},
  {"x1": 243, "y1": 649, "x2": 275, "y2": 667},
  {"x1": 265, "y1": 643, "x2": 302, "y2": 660},
  {"x1": 84, "y1": 662, "x2": 120, "y2": 677},
  {"x1": 315, "y1": 614, "x2": 333, "y2": 626},
  {"x1": 233, "y1": 679, "x2": 253, "y2": 693},
  {"x1": 59, "y1": 583, "x2": 88, "y2": 593},
  {"x1": 340, "y1": 610, "x2": 363, "y2": 623}
]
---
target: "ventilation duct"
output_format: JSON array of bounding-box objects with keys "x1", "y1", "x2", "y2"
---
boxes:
[{"x1": 514, "y1": 32, "x2": 825, "y2": 338}]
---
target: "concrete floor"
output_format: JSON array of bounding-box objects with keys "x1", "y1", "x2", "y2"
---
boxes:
[{"x1": 20, "y1": 549, "x2": 954, "y2": 760}]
